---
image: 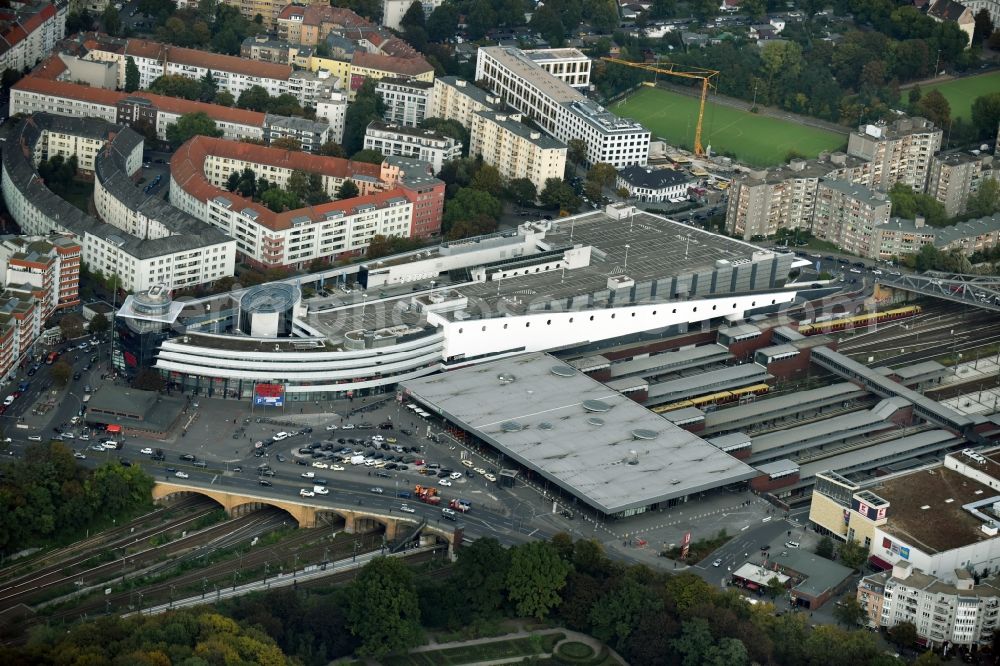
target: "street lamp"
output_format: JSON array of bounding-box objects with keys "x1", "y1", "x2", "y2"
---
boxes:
[{"x1": 624, "y1": 244, "x2": 630, "y2": 273}]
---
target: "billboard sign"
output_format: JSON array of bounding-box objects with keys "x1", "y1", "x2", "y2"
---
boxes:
[
  {"x1": 680, "y1": 531, "x2": 692, "y2": 560},
  {"x1": 254, "y1": 383, "x2": 285, "y2": 406}
]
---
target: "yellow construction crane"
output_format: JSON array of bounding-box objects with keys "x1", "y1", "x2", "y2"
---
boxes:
[{"x1": 601, "y1": 57, "x2": 720, "y2": 157}]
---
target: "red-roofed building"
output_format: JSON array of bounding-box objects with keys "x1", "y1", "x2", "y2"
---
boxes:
[
  {"x1": 170, "y1": 136, "x2": 443, "y2": 268},
  {"x1": 0, "y1": 1, "x2": 63, "y2": 73},
  {"x1": 11, "y1": 72, "x2": 332, "y2": 149}
]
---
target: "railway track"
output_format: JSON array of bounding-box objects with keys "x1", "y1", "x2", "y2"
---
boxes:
[{"x1": 0, "y1": 496, "x2": 211, "y2": 585}]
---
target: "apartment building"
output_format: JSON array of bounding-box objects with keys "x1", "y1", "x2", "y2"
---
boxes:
[
  {"x1": 382, "y1": 0, "x2": 444, "y2": 30},
  {"x1": 315, "y1": 91, "x2": 348, "y2": 144},
  {"x1": 870, "y1": 217, "x2": 938, "y2": 260},
  {"x1": 475, "y1": 46, "x2": 650, "y2": 169},
  {"x1": 725, "y1": 159, "x2": 833, "y2": 239},
  {"x1": 927, "y1": 151, "x2": 995, "y2": 217},
  {"x1": 350, "y1": 52, "x2": 435, "y2": 88},
  {"x1": 12, "y1": 74, "x2": 330, "y2": 151},
  {"x1": 430, "y1": 76, "x2": 504, "y2": 129},
  {"x1": 1, "y1": 114, "x2": 237, "y2": 293},
  {"x1": 364, "y1": 122, "x2": 462, "y2": 174},
  {"x1": 469, "y1": 111, "x2": 567, "y2": 193},
  {"x1": 219, "y1": 0, "x2": 326, "y2": 28},
  {"x1": 0, "y1": 288, "x2": 42, "y2": 383},
  {"x1": 964, "y1": 0, "x2": 1000, "y2": 25},
  {"x1": 0, "y1": 0, "x2": 65, "y2": 73},
  {"x1": 240, "y1": 35, "x2": 313, "y2": 66},
  {"x1": 812, "y1": 179, "x2": 892, "y2": 258},
  {"x1": 858, "y1": 561, "x2": 1000, "y2": 648},
  {"x1": 377, "y1": 77, "x2": 434, "y2": 128},
  {"x1": 524, "y1": 48, "x2": 592, "y2": 89},
  {"x1": 169, "y1": 136, "x2": 444, "y2": 269},
  {"x1": 846, "y1": 118, "x2": 943, "y2": 193},
  {"x1": 0, "y1": 234, "x2": 81, "y2": 319}
]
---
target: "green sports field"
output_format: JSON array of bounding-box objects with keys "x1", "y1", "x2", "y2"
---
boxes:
[
  {"x1": 921, "y1": 71, "x2": 1000, "y2": 123},
  {"x1": 611, "y1": 87, "x2": 847, "y2": 167}
]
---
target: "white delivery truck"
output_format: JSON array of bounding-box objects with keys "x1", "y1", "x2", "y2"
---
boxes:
[{"x1": 350, "y1": 454, "x2": 365, "y2": 465}]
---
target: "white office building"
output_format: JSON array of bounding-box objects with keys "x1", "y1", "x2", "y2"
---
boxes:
[
  {"x1": 475, "y1": 46, "x2": 649, "y2": 168},
  {"x1": 524, "y1": 48, "x2": 592, "y2": 89},
  {"x1": 429, "y1": 76, "x2": 504, "y2": 129}
]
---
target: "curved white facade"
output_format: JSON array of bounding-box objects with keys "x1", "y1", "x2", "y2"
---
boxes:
[{"x1": 149, "y1": 292, "x2": 796, "y2": 399}]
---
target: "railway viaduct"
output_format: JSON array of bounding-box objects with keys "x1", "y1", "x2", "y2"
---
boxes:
[{"x1": 152, "y1": 481, "x2": 457, "y2": 548}]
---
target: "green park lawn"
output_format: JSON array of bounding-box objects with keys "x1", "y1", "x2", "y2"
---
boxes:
[
  {"x1": 921, "y1": 71, "x2": 1000, "y2": 123},
  {"x1": 611, "y1": 86, "x2": 847, "y2": 167}
]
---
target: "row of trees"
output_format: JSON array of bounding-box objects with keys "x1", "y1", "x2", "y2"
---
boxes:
[
  {"x1": 0, "y1": 531, "x2": 968, "y2": 664},
  {"x1": 142, "y1": 0, "x2": 267, "y2": 56},
  {"x1": 0, "y1": 443, "x2": 153, "y2": 555},
  {"x1": 223, "y1": 167, "x2": 358, "y2": 213},
  {"x1": 597, "y1": 7, "x2": 978, "y2": 129}
]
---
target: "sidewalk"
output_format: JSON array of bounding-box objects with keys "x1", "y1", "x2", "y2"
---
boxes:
[{"x1": 360, "y1": 624, "x2": 625, "y2": 666}]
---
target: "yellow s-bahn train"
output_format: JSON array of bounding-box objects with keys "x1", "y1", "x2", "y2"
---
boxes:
[
  {"x1": 797, "y1": 305, "x2": 922, "y2": 336},
  {"x1": 652, "y1": 383, "x2": 771, "y2": 414}
]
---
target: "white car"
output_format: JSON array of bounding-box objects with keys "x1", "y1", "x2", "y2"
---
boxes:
[
  {"x1": 399, "y1": 504, "x2": 415, "y2": 513},
  {"x1": 342, "y1": 423, "x2": 355, "y2": 430},
  {"x1": 331, "y1": 464, "x2": 345, "y2": 471},
  {"x1": 325, "y1": 425, "x2": 338, "y2": 431},
  {"x1": 299, "y1": 489, "x2": 315, "y2": 497},
  {"x1": 140, "y1": 447, "x2": 153, "y2": 455},
  {"x1": 785, "y1": 541, "x2": 800, "y2": 549},
  {"x1": 62, "y1": 432, "x2": 76, "y2": 440},
  {"x1": 484, "y1": 473, "x2": 497, "y2": 482},
  {"x1": 712, "y1": 558, "x2": 723, "y2": 567},
  {"x1": 73, "y1": 451, "x2": 87, "y2": 459},
  {"x1": 461, "y1": 459, "x2": 475, "y2": 468},
  {"x1": 3, "y1": 395, "x2": 14, "y2": 407},
  {"x1": 312, "y1": 461, "x2": 329, "y2": 469},
  {"x1": 365, "y1": 459, "x2": 376, "y2": 466},
  {"x1": 273, "y1": 432, "x2": 289, "y2": 441},
  {"x1": 300, "y1": 471, "x2": 315, "y2": 478},
  {"x1": 474, "y1": 467, "x2": 487, "y2": 475},
  {"x1": 70, "y1": 416, "x2": 80, "y2": 425},
  {"x1": 439, "y1": 479, "x2": 452, "y2": 487},
  {"x1": 175, "y1": 471, "x2": 189, "y2": 478},
  {"x1": 314, "y1": 487, "x2": 329, "y2": 495},
  {"x1": 449, "y1": 472, "x2": 462, "y2": 480}
]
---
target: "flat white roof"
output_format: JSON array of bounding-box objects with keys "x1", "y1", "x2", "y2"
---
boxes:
[{"x1": 400, "y1": 352, "x2": 757, "y2": 514}]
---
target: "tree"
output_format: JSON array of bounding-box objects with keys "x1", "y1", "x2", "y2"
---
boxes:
[
  {"x1": 51, "y1": 360, "x2": 72, "y2": 387},
  {"x1": 148, "y1": 74, "x2": 204, "y2": 101},
  {"x1": 165, "y1": 112, "x2": 223, "y2": 147},
  {"x1": 350, "y1": 149, "x2": 385, "y2": 164},
  {"x1": 426, "y1": 2, "x2": 459, "y2": 43},
  {"x1": 506, "y1": 178, "x2": 537, "y2": 206},
  {"x1": 215, "y1": 90, "x2": 235, "y2": 107},
  {"x1": 589, "y1": 578, "x2": 663, "y2": 649},
  {"x1": 337, "y1": 179, "x2": 360, "y2": 200},
  {"x1": 124, "y1": 57, "x2": 140, "y2": 93},
  {"x1": 133, "y1": 368, "x2": 165, "y2": 392},
  {"x1": 832, "y1": 597, "x2": 867, "y2": 628},
  {"x1": 261, "y1": 187, "x2": 300, "y2": 212},
  {"x1": 672, "y1": 617, "x2": 748, "y2": 666},
  {"x1": 343, "y1": 79, "x2": 385, "y2": 154},
  {"x1": 530, "y1": 4, "x2": 565, "y2": 46},
  {"x1": 318, "y1": 140, "x2": 346, "y2": 157},
  {"x1": 889, "y1": 182, "x2": 947, "y2": 227},
  {"x1": 400, "y1": 0, "x2": 425, "y2": 29},
  {"x1": 199, "y1": 69, "x2": 218, "y2": 103},
  {"x1": 913, "y1": 650, "x2": 945, "y2": 666},
  {"x1": 270, "y1": 137, "x2": 302, "y2": 151},
  {"x1": 887, "y1": 620, "x2": 918, "y2": 648},
  {"x1": 420, "y1": 117, "x2": 469, "y2": 150},
  {"x1": 346, "y1": 557, "x2": 423, "y2": 658},
  {"x1": 102, "y1": 5, "x2": 122, "y2": 36},
  {"x1": 971, "y1": 92, "x2": 1000, "y2": 140},
  {"x1": 567, "y1": 138, "x2": 588, "y2": 167},
  {"x1": 237, "y1": 85, "x2": 272, "y2": 112},
  {"x1": 816, "y1": 536, "x2": 835, "y2": 559},
  {"x1": 838, "y1": 538, "x2": 869, "y2": 570},
  {"x1": 454, "y1": 537, "x2": 509, "y2": 619},
  {"x1": 539, "y1": 177, "x2": 581, "y2": 212},
  {"x1": 465, "y1": 0, "x2": 496, "y2": 40},
  {"x1": 916, "y1": 89, "x2": 951, "y2": 130},
  {"x1": 764, "y1": 575, "x2": 786, "y2": 600},
  {"x1": 89, "y1": 312, "x2": 109, "y2": 334},
  {"x1": 60, "y1": 313, "x2": 86, "y2": 339},
  {"x1": 64, "y1": 10, "x2": 94, "y2": 35},
  {"x1": 585, "y1": 162, "x2": 617, "y2": 200},
  {"x1": 505, "y1": 541, "x2": 571, "y2": 619},
  {"x1": 470, "y1": 164, "x2": 504, "y2": 197},
  {"x1": 443, "y1": 187, "x2": 502, "y2": 236},
  {"x1": 966, "y1": 178, "x2": 1000, "y2": 218},
  {"x1": 974, "y1": 9, "x2": 994, "y2": 45}
]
